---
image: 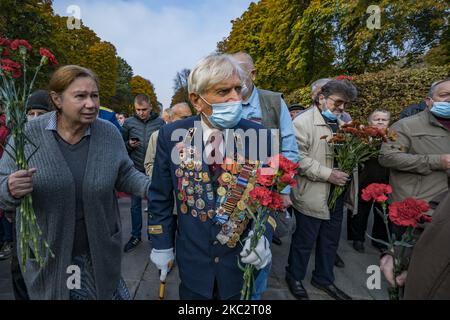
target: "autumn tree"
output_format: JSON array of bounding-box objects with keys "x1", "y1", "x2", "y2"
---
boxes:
[
  {"x1": 130, "y1": 75, "x2": 159, "y2": 114},
  {"x1": 109, "y1": 57, "x2": 134, "y2": 113},
  {"x1": 83, "y1": 41, "x2": 118, "y2": 105},
  {"x1": 170, "y1": 68, "x2": 195, "y2": 112}
]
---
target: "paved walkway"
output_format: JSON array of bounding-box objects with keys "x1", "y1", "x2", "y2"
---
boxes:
[{"x1": 0, "y1": 197, "x2": 389, "y2": 300}]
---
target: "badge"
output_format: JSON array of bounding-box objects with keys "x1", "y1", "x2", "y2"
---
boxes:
[
  {"x1": 195, "y1": 198, "x2": 205, "y2": 210},
  {"x1": 187, "y1": 161, "x2": 195, "y2": 171},
  {"x1": 202, "y1": 172, "x2": 210, "y2": 183},
  {"x1": 237, "y1": 201, "x2": 246, "y2": 211},
  {"x1": 180, "y1": 203, "x2": 188, "y2": 214},
  {"x1": 195, "y1": 161, "x2": 203, "y2": 172},
  {"x1": 216, "y1": 233, "x2": 230, "y2": 245},
  {"x1": 199, "y1": 212, "x2": 208, "y2": 222},
  {"x1": 207, "y1": 192, "x2": 214, "y2": 201},
  {"x1": 214, "y1": 212, "x2": 229, "y2": 225},
  {"x1": 221, "y1": 172, "x2": 232, "y2": 183},
  {"x1": 207, "y1": 209, "x2": 215, "y2": 219},
  {"x1": 177, "y1": 192, "x2": 185, "y2": 201},
  {"x1": 206, "y1": 184, "x2": 212, "y2": 192},
  {"x1": 191, "y1": 209, "x2": 198, "y2": 217},
  {"x1": 186, "y1": 186, "x2": 194, "y2": 195},
  {"x1": 217, "y1": 186, "x2": 227, "y2": 197},
  {"x1": 194, "y1": 184, "x2": 204, "y2": 194},
  {"x1": 182, "y1": 178, "x2": 189, "y2": 187},
  {"x1": 175, "y1": 168, "x2": 184, "y2": 177},
  {"x1": 187, "y1": 196, "x2": 195, "y2": 207}
]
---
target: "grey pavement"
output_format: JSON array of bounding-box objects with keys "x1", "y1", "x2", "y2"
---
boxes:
[{"x1": 0, "y1": 197, "x2": 389, "y2": 300}]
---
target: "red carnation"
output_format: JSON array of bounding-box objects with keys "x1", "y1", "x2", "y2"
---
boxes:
[
  {"x1": 388, "y1": 198, "x2": 431, "y2": 228},
  {"x1": 0, "y1": 58, "x2": 22, "y2": 78},
  {"x1": 39, "y1": 47, "x2": 58, "y2": 66},
  {"x1": 256, "y1": 167, "x2": 276, "y2": 187},
  {"x1": 10, "y1": 39, "x2": 32, "y2": 52},
  {"x1": 269, "y1": 192, "x2": 284, "y2": 211},
  {"x1": 336, "y1": 75, "x2": 354, "y2": 81},
  {"x1": 0, "y1": 37, "x2": 11, "y2": 47},
  {"x1": 279, "y1": 172, "x2": 297, "y2": 188},
  {"x1": 361, "y1": 183, "x2": 392, "y2": 203},
  {"x1": 268, "y1": 154, "x2": 299, "y2": 175},
  {"x1": 249, "y1": 186, "x2": 273, "y2": 207}
]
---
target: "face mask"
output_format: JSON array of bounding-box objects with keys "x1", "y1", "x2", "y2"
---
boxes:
[
  {"x1": 430, "y1": 101, "x2": 450, "y2": 119},
  {"x1": 27, "y1": 115, "x2": 36, "y2": 122},
  {"x1": 321, "y1": 108, "x2": 337, "y2": 121},
  {"x1": 200, "y1": 96, "x2": 243, "y2": 129}
]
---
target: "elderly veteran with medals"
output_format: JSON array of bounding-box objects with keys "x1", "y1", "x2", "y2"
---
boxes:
[{"x1": 147, "y1": 54, "x2": 275, "y2": 300}]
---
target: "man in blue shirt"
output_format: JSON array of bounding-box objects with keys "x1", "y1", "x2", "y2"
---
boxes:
[{"x1": 232, "y1": 52, "x2": 299, "y2": 299}]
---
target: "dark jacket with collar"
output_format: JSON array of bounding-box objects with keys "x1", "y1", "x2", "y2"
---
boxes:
[
  {"x1": 122, "y1": 112, "x2": 165, "y2": 172},
  {"x1": 147, "y1": 115, "x2": 274, "y2": 299}
]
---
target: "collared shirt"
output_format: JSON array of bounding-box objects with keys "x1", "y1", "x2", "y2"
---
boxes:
[
  {"x1": 242, "y1": 86, "x2": 299, "y2": 193},
  {"x1": 45, "y1": 111, "x2": 91, "y2": 137},
  {"x1": 201, "y1": 116, "x2": 224, "y2": 158}
]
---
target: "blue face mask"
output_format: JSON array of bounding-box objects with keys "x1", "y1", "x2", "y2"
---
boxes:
[
  {"x1": 430, "y1": 101, "x2": 450, "y2": 119},
  {"x1": 321, "y1": 108, "x2": 337, "y2": 121},
  {"x1": 200, "y1": 97, "x2": 243, "y2": 129}
]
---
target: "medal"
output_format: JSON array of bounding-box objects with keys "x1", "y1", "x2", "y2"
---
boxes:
[
  {"x1": 175, "y1": 168, "x2": 184, "y2": 177},
  {"x1": 180, "y1": 203, "x2": 188, "y2": 214},
  {"x1": 187, "y1": 196, "x2": 195, "y2": 207},
  {"x1": 177, "y1": 192, "x2": 185, "y2": 201},
  {"x1": 206, "y1": 184, "x2": 212, "y2": 192},
  {"x1": 199, "y1": 211, "x2": 208, "y2": 222},
  {"x1": 221, "y1": 172, "x2": 232, "y2": 183},
  {"x1": 191, "y1": 209, "x2": 198, "y2": 217},
  {"x1": 194, "y1": 184, "x2": 204, "y2": 194},
  {"x1": 186, "y1": 186, "x2": 194, "y2": 195},
  {"x1": 207, "y1": 209, "x2": 215, "y2": 219},
  {"x1": 207, "y1": 192, "x2": 214, "y2": 201},
  {"x1": 217, "y1": 186, "x2": 227, "y2": 197},
  {"x1": 195, "y1": 198, "x2": 205, "y2": 210},
  {"x1": 182, "y1": 178, "x2": 189, "y2": 187},
  {"x1": 202, "y1": 172, "x2": 210, "y2": 183},
  {"x1": 237, "y1": 201, "x2": 246, "y2": 211}
]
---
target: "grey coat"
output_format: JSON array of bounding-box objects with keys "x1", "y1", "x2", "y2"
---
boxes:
[
  {"x1": 0, "y1": 112, "x2": 151, "y2": 299},
  {"x1": 122, "y1": 113, "x2": 165, "y2": 172}
]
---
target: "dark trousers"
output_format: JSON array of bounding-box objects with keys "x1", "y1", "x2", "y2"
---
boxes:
[
  {"x1": 347, "y1": 200, "x2": 389, "y2": 245},
  {"x1": 286, "y1": 195, "x2": 344, "y2": 286},
  {"x1": 0, "y1": 215, "x2": 13, "y2": 242},
  {"x1": 130, "y1": 195, "x2": 143, "y2": 239},
  {"x1": 10, "y1": 217, "x2": 29, "y2": 300},
  {"x1": 179, "y1": 280, "x2": 240, "y2": 300}
]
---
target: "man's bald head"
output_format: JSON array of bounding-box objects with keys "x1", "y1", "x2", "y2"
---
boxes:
[{"x1": 171, "y1": 102, "x2": 192, "y2": 121}]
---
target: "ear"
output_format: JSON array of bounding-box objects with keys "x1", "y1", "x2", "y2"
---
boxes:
[
  {"x1": 318, "y1": 94, "x2": 326, "y2": 107},
  {"x1": 425, "y1": 97, "x2": 433, "y2": 108},
  {"x1": 50, "y1": 91, "x2": 62, "y2": 111},
  {"x1": 250, "y1": 69, "x2": 257, "y2": 82},
  {"x1": 189, "y1": 93, "x2": 204, "y2": 114}
]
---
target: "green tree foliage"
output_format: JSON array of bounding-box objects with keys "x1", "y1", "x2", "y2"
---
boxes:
[
  {"x1": 220, "y1": 0, "x2": 449, "y2": 95},
  {"x1": 285, "y1": 64, "x2": 450, "y2": 123},
  {"x1": 84, "y1": 41, "x2": 118, "y2": 105},
  {"x1": 130, "y1": 75, "x2": 159, "y2": 114},
  {"x1": 109, "y1": 57, "x2": 134, "y2": 113}
]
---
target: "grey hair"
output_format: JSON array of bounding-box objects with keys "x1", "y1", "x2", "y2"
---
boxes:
[
  {"x1": 188, "y1": 53, "x2": 245, "y2": 95},
  {"x1": 315, "y1": 79, "x2": 358, "y2": 104},
  {"x1": 311, "y1": 78, "x2": 332, "y2": 99},
  {"x1": 428, "y1": 78, "x2": 450, "y2": 98},
  {"x1": 368, "y1": 109, "x2": 391, "y2": 122}
]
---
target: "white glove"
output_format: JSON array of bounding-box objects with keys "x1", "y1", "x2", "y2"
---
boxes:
[
  {"x1": 150, "y1": 248, "x2": 174, "y2": 281},
  {"x1": 240, "y1": 233, "x2": 272, "y2": 270}
]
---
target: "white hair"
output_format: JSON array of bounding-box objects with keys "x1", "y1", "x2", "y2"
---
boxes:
[
  {"x1": 188, "y1": 53, "x2": 245, "y2": 95},
  {"x1": 311, "y1": 78, "x2": 332, "y2": 99}
]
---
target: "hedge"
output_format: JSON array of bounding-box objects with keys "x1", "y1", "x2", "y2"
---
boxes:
[{"x1": 285, "y1": 64, "x2": 450, "y2": 123}]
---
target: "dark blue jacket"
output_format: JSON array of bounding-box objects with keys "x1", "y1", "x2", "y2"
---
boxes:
[
  {"x1": 147, "y1": 115, "x2": 274, "y2": 299},
  {"x1": 98, "y1": 106, "x2": 123, "y2": 134}
]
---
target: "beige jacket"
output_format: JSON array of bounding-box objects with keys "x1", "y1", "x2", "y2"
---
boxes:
[
  {"x1": 379, "y1": 109, "x2": 450, "y2": 214},
  {"x1": 144, "y1": 130, "x2": 159, "y2": 177},
  {"x1": 291, "y1": 107, "x2": 346, "y2": 220}
]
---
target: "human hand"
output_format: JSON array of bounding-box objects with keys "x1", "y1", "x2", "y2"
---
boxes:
[
  {"x1": 380, "y1": 254, "x2": 407, "y2": 287},
  {"x1": 440, "y1": 154, "x2": 450, "y2": 169},
  {"x1": 240, "y1": 233, "x2": 272, "y2": 270},
  {"x1": 327, "y1": 169, "x2": 349, "y2": 186},
  {"x1": 7, "y1": 168, "x2": 36, "y2": 199},
  {"x1": 128, "y1": 139, "x2": 141, "y2": 148},
  {"x1": 281, "y1": 194, "x2": 292, "y2": 208},
  {"x1": 150, "y1": 248, "x2": 174, "y2": 281}
]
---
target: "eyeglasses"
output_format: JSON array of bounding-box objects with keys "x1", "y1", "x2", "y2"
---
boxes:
[{"x1": 327, "y1": 96, "x2": 351, "y2": 108}]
